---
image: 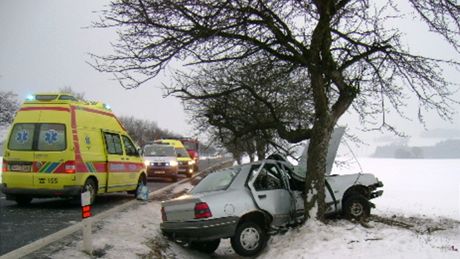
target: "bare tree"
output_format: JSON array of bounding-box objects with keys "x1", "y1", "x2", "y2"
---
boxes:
[
  {"x1": 176, "y1": 56, "x2": 310, "y2": 161},
  {"x1": 0, "y1": 91, "x2": 19, "y2": 127},
  {"x1": 93, "y1": 0, "x2": 459, "y2": 221}
]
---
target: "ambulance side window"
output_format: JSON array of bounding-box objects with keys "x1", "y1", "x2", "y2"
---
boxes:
[
  {"x1": 122, "y1": 136, "x2": 139, "y2": 157},
  {"x1": 104, "y1": 133, "x2": 123, "y2": 155}
]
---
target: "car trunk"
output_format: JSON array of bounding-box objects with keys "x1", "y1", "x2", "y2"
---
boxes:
[{"x1": 162, "y1": 194, "x2": 203, "y2": 222}]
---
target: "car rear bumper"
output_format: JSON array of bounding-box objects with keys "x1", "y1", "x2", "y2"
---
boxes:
[
  {"x1": 1, "y1": 183, "x2": 81, "y2": 198},
  {"x1": 160, "y1": 216, "x2": 239, "y2": 241}
]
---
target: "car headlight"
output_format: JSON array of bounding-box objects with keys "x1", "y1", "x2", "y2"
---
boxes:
[
  {"x1": 169, "y1": 160, "x2": 178, "y2": 167},
  {"x1": 188, "y1": 160, "x2": 195, "y2": 165}
]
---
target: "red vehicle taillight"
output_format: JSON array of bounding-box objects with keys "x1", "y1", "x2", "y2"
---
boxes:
[
  {"x1": 64, "y1": 161, "x2": 76, "y2": 174},
  {"x1": 161, "y1": 206, "x2": 167, "y2": 221},
  {"x1": 2, "y1": 159, "x2": 7, "y2": 172},
  {"x1": 194, "y1": 202, "x2": 212, "y2": 219}
]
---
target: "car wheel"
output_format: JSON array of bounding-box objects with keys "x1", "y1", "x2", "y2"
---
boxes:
[
  {"x1": 190, "y1": 239, "x2": 220, "y2": 254},
  {"x1": 231, "y1": 221, "x2": 267, "y2": 257},
  {"x1": 15, "y1": 195, "x2": 32, "y2": 206},
  {"x1": 82, "y1": 178, "x2": 97, "y2": 205},
  {"x1": 343, "y1": 195, "x2": 371, "y2": 221},
  {"x1": 172, "y1": 176, "x2": 178, "y2": 182}
]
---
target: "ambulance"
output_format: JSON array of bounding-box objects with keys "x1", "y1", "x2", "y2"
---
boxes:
[
  {"x1": 153, "y1": 139, "x2": 195, "y2": 178},
  {"x1": 1, "y1": 93, "x2": 147, "y2": 205}
]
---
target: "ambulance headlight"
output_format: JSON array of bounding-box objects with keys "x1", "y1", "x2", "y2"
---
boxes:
[
  {"x1": 144, "y1": 160, "x2": 151, "y2": 166},
  {"x1": 188, "y1": 160, "x2": 195, "y2": 165}
]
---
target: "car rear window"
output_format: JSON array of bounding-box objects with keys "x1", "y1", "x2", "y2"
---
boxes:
[
  {"x1": 191, "y1": 166, "x2": 241, "y2": 194},
  {"x1": 8, "y1": 123, "x2": 66, "y2": 151}
]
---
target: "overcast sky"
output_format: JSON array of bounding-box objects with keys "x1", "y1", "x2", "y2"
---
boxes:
[{"x1": 1, "y1": 0, "x2": 459, "y2": 155}]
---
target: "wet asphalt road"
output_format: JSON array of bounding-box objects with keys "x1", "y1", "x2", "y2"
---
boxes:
[{"x1": 0, "y1": 158, "x2": 223, "y2": 256}]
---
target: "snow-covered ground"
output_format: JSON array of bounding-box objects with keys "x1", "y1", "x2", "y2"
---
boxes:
[{"x1": 19, "y1": 158, "x2": 460, "y2": 258}]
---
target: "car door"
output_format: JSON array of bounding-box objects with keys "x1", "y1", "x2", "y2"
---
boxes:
[{"x1": 248, "y1": 161, "x2": 293, "y2": 226}]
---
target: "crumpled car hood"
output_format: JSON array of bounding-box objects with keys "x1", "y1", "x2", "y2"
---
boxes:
[{"x1": 293, "y1": 127, "x2": 345, "y2": 180}]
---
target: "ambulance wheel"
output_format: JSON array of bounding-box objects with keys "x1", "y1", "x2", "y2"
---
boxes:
[
  {"x1": 15, "y1": 195, "x2": 33, "y2": 206},
  {"x1": 132, "y1": 174, "x2": 147, "y2": 198},
  {"x1": 82, "y1": 178, "x2": 97, "y2": 205}
]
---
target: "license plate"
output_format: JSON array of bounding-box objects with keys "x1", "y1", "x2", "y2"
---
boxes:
[
  {"x1": 179, "y1": 168, "x2": 186, "y2": 172},
  {"x1": 156, "y1": 171, "x2": 165, "y2": 174},
  {"x1": 10, "y1": 165, "x2": 31, "y2": 172}
]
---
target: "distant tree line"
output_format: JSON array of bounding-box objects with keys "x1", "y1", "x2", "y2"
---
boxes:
[
  {"x1": 373, "y1": 139, "x2": 460, "y2": 159},
  {"x1": 118, "y1": 115, "x2": 179, "y2": 147}
]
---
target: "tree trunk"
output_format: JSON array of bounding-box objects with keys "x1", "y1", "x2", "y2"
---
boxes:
[
  {"x1": 303, "y1": 0, "x2": 335, "y2": 222},
  {"x1": 303, "y1": 119, "x2": 333, "y2": 222}
]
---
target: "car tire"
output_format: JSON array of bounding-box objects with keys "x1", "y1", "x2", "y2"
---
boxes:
[
  {"x1": 231, "y1": 221, "x2": 267, "y2": 257},
  {"x1": 82, "y1": 178, "x2": 97, "y2": 205},
  {"x1": 190, "y1": 239, "x2": 220, "y2": 254},
  {"x1": 15, "y1": 195, "x2": 33, "y2": 206},
  {"x1": 343, "y1": 194, "x2": 371, "y2": 221},
  {"x1": 172, "y1": 176, "x2": 178, "y2": 182}
]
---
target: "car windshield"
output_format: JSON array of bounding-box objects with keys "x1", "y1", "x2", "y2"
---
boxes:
[
  {"x1": 191, "y1": 166, "x2": 241, "y2": 194},
  {"x1": 143, "y1": 145, "x2": 175, "y2": 157}
]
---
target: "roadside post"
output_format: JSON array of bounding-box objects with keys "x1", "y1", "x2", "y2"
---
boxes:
[{"x1": 81, "y1": 191, "x2": 92, "y2": 254}]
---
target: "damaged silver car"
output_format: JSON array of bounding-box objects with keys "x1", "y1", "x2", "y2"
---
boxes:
[{"x1": 160, "y1": 128, "x2": 383, "y2": 256}]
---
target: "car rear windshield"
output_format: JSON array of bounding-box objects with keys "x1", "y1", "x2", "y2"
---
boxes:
[
  {"x1": 8, "y1": 123, "x2": 66, "y2": 151},
  {"x1": 191, "y1": 166, "x2": 241, "y2": 194},
  {"x1": 144, "y1": 145, "x2": 175, "y2": 156}
]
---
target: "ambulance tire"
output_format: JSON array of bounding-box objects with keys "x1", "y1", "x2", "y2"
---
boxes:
[
  {"x1": 82, "y1": 178, "x2": 97, "y2": 205},
  {"x1": 131, "y1": 174, "x2": 147, "y2": 198},
  {"x1": 15, "y1": 195, "x2": 33, "y2": 206}
]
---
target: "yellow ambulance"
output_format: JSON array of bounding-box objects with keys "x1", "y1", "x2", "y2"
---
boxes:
[
  {"x1": 153, "y1": 139, "x2": 195, "y2": 178},
  {"x1": 1, "y1": 93, "x2": 146, "y2": 205}
]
